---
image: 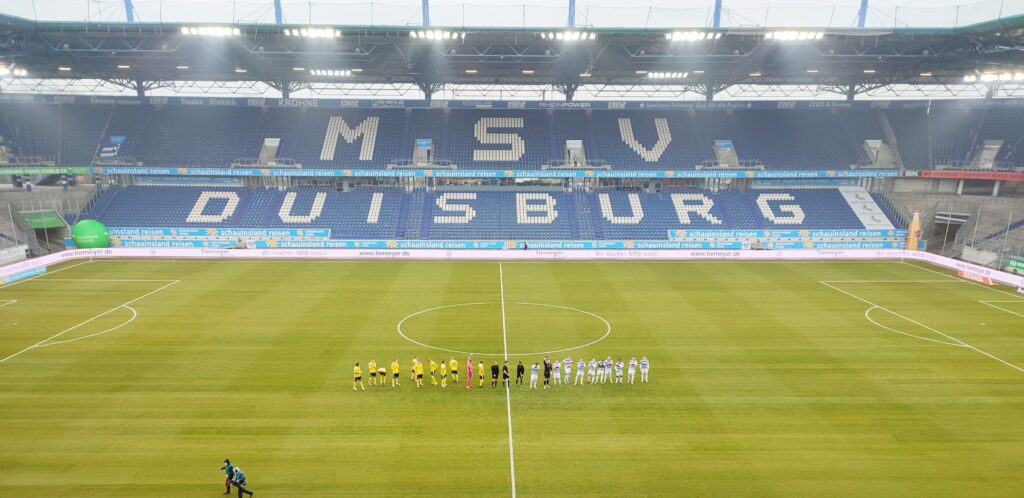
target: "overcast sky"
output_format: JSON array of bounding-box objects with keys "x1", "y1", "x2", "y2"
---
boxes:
[{"x1": 2, "y1": 0, "x2": 1017, "y2": 28}]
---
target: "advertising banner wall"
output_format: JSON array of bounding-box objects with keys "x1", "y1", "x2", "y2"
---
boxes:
[{"x1": 4, "y1": 248, "x2": 1023, "y2": 290}]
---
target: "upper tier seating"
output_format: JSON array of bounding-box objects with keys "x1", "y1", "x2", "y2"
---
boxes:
[{"x1": 4, "y1": 102, "x2": 1022, "y2": 170}]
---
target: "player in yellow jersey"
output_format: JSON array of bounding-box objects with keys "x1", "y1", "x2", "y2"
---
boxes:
[
  {"x1": 439, "y1": 362, "x2": 448, "y2": 387},
  {"x1": 477, "y1": 360, "x2": 485, "y2": 388},
  {"x1": 415, "y1": 359, "x2": 425, "y2": 388},
  {"x1": 429, "y1": 358, "x2": 438, "y2": 385},
  {"x1": 368, "y1": 359, "x2": 378, "y2": 386},
  {"x1": 410, "y1": 357, "x2": 418, "y2": 382},
  {"x1": 390, "y1": 358, "x2": 401, "y2": 387},
  {"x1": 449, "y1": 357, "x2": 459, "y2": 383},
  {"x1": 353, "y1": 362, "x2": 365, "y2": 391}
]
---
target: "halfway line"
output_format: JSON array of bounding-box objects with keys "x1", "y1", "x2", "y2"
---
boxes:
[{"x1": 498, "y1": 262, "x2": 517, "y2": 498}]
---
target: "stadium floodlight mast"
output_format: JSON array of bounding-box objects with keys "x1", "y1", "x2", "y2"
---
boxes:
[
  {"x1": 540, "y1": 31, "x2": 596, "y2": 41},
  {"x1": 764, "y1": 31, "x2": 824, "y2": 41},
  {"x1": 666, "y1": 31, "x2": 721, "y2": 41},
  {"x1": 179, "y1": 26, "x2": 241, "y2": 37},
  {"x1": 282, "y1": 27, "x2": 341, "y2": 38},
  {"x1": 963, "y1": 72, "x2": 1024, "y2": 83},
  {"x1": 647, "y1": 72, "x2": 687, "y2": 79},
  {"x1": 410, "y1": 30, "x2": 465, "y2": 40},
  {"x1": 0, "y1": 65, "x2": 28, "y2": 77},
  {"x1": 310, "y1": 69, "x2": 352, "y2": 77}
]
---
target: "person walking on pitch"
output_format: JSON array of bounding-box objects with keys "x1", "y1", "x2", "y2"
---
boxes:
[
  {"x1": 587, "y1": 358, "x2": 597, "y2": 384},
  {"x1": 563, "y1": 357, "x2": 572, "y2": 384},
  {"x1": 490, "y1": 361, "x2": 500, "y2": 387},
  {"x1": 575, "y1": 359, "x2": 586, "y2": 385},
  {"x1": 440, "y1": 362, "x2": 448, "y2": 388},
  {"x1": 552, "y1": 361, "x2": 562, "y2": 386},
  {"x1": 502, "y1": 361, "x2": 510, "y2": 387},
  {"x1": 466, "y1": 356, "x2": 474, "y2": 390},
  {"x1": 219, "y1": 459, "x2": 234, "y2": 495},
  {"x1": 429, "y1": 358, "x2": 438, "y2": 386},
  {"x1": 516, "y1": 361, "x2": 525, "y2": 386},
  {"x1": 530, "y1": 362, "x2": 540, "y2": 389},
  {"x1": 542, "y1": 356, "x2": 552, "y2": 389},
  {"x1": 640, "y1": 356, "x2": 650, "y2": 383},
  {"x1": 477, "y1": 360, "x2": 485, "y2": 388},
  {"x1": 231, "y1": 467, "x2": 255, "y2": 497},
  {"x1": 615, "y1": 359, "x2": 624, "y2": 384},
  {"x1": 415, "y1": 358, "x2": 425, "y2": 388},
  {"x1": 628, "y1": 356, "x2": 638, "y2": 384},
  {"x1": 353, "y1": 362, "x2": 365, "y2": 391},
  {"x1": 368, "y1": 359, "x2": 378, "y2": 386}
]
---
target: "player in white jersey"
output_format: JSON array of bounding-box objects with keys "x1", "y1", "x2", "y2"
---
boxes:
[
  {"x1": 552, "y1": 362, "x2": 562, "y2": 386},
  {"x1": 628, "y1": 356, "x2": 638, "y2": 384},
  {"x1": 604, "y1": 356, "x2": 614, "y2": 384},
  {"x1": 563, "y1": 357, "x2": 572, "y2": 384},
  {"x1": 596, "y1": 360, "x2": 606, "y2": 383},
  {"x1": 575, "y1": 359, "x2": 586, "y2": 385},
  {"x1": 614, "y1": 359, "x2": 624, "y2": 384},
  {"x1": 587, "y1": 359, "x2": 598, "y2": 384},
  {"x1": 639, "y1": 356, "x2": 650, "y2": 383},
  {"x1": 529, "y1": 362, "x2": 540, "y2": 389}
]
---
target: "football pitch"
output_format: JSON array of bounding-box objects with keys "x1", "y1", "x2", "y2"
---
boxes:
[{"x1": 1, "y1": 258, "x2": 1023, "y2": 497}]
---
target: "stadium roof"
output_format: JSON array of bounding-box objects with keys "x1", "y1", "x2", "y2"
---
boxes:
[{"x1": 2, "y1": 1, "x2": 1024, "y2": 100}]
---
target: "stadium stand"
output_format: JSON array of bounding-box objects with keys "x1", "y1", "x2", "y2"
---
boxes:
[
  {"x1": 78, "y1": 185, "x2": 896, "y2": 241},
  {"x1": 4, "y1": 102, "x2": 1024, "y2": 171}
]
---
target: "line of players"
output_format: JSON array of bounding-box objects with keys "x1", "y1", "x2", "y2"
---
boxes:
[{"x1": 352, "y1": 355, "x2": 650, "y2": 390}]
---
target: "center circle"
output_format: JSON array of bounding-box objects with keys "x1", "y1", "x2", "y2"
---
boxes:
[{"x1": 396, "y1": 301, "x2": 611, "y2": 357}]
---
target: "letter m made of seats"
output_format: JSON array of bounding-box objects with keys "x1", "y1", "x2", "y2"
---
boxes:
[{"x1": 320, "y1": 116, "x2": 380, "y2": 161}]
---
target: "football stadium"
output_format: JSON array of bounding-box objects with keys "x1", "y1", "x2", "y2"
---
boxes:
[{"x1": 2, "y1": 0, "x2": 1024, "y2": 496}]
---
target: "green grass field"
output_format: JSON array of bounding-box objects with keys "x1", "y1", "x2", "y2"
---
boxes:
[{"x1": 1, "y1": 258, "x2": 1023, "y2": 497}]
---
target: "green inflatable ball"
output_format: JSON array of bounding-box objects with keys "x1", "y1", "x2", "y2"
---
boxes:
[{"x1": 71, "y1": 219, "x2": 110, "y2": 248}]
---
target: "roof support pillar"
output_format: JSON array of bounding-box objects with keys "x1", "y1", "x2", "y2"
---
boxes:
[
  {"x1": 712, "y1": 0, "x2": 723, "y2": 28},
  {"x1": 568, "y1": 0, "x2": 576, "y2": 27},
  {"x1": 423, "y1": 0, "x2": 430, "y2": 26},
  {"x1": 274, "y1": 0, "x2": 283, "y2": 24},
  {"x1": 123, "y1": 0, "x2": 135, "y2": 22},
  {"x1": 857, "y1": 0, "x2": 869, "y2": 27}
]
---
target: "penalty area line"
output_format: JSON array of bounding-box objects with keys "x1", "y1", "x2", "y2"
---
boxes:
[
  {"x1": 0, "y1": 279, "x2": 180, "y2": 365},
  {"x1": 979, "y1": 301, "x2": 1024, "y2": 320},
  {"x1": 820, "y1": 280, "x2": 1024, "y2": 374},
  {"x1": 0, "y1": 260, "x2": 95, "y2": 291},
  {"x1": 498, "y1": 262, "x2": 517, "y2": 498}
]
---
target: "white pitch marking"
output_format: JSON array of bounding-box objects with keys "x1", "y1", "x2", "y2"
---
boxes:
[
  {"x1": 33, "y1": 278, "x2": 179, "y2": 283},
  {"x1": 979, "y1": 301, "x2": 1024, "y2": 319},
  {"x1": 864, "y1": 306, "x2": 966, "y2": 347},
  {"x1": 0, "y1": 280, "x2": 179, "y2": 365},
  {"x1": 821, "y1": 280, "x2": 1024, "y2": 374},
  {"x1": 900, "y1": 261, "x2": 1024, "y2": 300},
  {"x1": 34, "y1": 306, "x2": 138, "y2": 348},
  {"x1": 821, "y1": 280, "x2": 961, "y2": 284},
  {"x1": 498, "y1": 262, "x2": 517, "y2": 498},
  {"x1": 0, "y1": 260, "x2": 95, "y2": 290},
  {"x1": 0, "y1": 300, "x2": 16, "y2": 309},
  {"x1": 395, "y1": 301, "x2": 612, "y2": 357}
]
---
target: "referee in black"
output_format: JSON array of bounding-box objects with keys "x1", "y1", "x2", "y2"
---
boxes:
[
  {"x1": 502, "y1": 361, "x2": 511, "y2": 387},
  {"x1": 515, "y1": 361, "x2": 525, "y2": 386},
  {"x1": 543, "y1": 356, "x2": 552, "y2": 389}
]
